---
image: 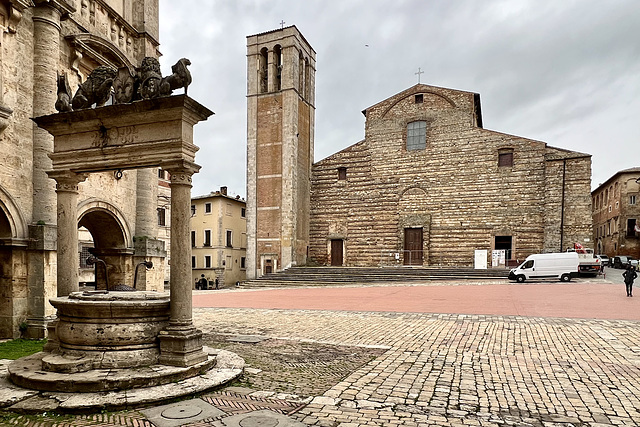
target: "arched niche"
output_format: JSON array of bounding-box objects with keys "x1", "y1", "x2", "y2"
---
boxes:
[{"x1": 0, "y1": 183, "x2": 27, "y2": 242}]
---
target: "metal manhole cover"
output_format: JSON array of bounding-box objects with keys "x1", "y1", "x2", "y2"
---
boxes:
[
  {"x1": 161, "y1": 405, "x2": 203, "y2": 419},
  {"x1": 239, "y1": 415, "x2": 279, "y2": 426}
]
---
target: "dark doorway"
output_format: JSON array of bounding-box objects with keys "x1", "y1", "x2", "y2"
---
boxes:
[
  {"x1": 265, "y1": 259, "x2": 273, "y2": 274},
  {"x1": 404, "y1": 228, "x2": 423, "y2": 265},
  {"x1": 494, "y1": 235, "x2": 513, "y2": 259},
  {"x1": 331, "y1": 239, "x2": 343, "y2": 266}
]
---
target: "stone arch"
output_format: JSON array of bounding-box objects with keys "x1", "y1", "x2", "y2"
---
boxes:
[
  {"x1": 65, "y1": 33, "x2": 136, "y2": 75},
  {"x1": 381, "y1": 90, "x2": 456, "y2": 119},
  {"x1": 77, "y1": 199, "x2": 132, "y2": 250},
  {"x1": 0, "y1": 183, "x2": 28, "y2": 241},
  {"x1": 399, "y1": 186, "x2": 429, "y2": 213}
]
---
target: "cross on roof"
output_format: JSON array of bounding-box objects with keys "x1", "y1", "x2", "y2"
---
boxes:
[
  {"x1": 280, "y1": 20, "x2": 286, "y2": 29},
  {"x1": 415, "y1": 67, "x2": 424, "y2": 84}
]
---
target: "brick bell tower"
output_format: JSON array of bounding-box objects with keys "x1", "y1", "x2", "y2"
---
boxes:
[{"x1": 246, "y1": 26, "x2": 316, "y2": 279}]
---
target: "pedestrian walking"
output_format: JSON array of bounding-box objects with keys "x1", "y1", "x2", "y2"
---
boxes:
[
  {"x1": 623, "y1": 265, "x2": 637, "y2": 297},
  {"x1": 197, "y1": 274, "x2": 207, "y2": 290},
  {"x1": 215, "y1": 277, "x2": 219, "y2": 290}
]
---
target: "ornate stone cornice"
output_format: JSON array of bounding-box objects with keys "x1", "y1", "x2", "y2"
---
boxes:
[
  {"x1": 5, "y1": 0, "x2": 34, "y2": 32},
  {"x1": 33, "y1": 0, "x2": 75, "y2": 17}
]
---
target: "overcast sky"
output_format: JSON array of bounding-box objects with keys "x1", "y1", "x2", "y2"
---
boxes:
[{"x1": 158, "y1": 0, "x2": 640, "y2": 199}]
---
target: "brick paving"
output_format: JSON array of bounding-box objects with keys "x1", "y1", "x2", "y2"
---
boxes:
[{"x1": 3, "y1": 275, "x2": 640, "y2": 426}]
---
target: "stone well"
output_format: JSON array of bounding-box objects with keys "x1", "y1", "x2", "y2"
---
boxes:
[{"x1": 45, "y1": 291, "x2": 170, "y2": 372}]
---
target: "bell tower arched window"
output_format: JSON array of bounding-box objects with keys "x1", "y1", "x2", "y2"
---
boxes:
[
  {"x1": 273, "y1": 45, "x2": 282, "y2": 91},
  {"x1": 259, "y1": 47, "x2": 268, "y2": 94}
]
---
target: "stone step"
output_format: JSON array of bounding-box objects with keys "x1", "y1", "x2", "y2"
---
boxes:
[{"x1": 242, "y1": 266, "x2": 510, "y2": 288}]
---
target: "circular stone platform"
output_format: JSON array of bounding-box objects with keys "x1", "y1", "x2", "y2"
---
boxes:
[{"x1": 4, "y1": 347, "x2": 244, "y2": 413}]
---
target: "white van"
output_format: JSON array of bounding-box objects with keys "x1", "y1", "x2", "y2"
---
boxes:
[{"x1": 508, "y1": 252, "x2": 579, "y2": 283}]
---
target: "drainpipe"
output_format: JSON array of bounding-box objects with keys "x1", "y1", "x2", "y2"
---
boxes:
[{"x1": 559, "y1": 159, "x2": 567, "y2": 252}]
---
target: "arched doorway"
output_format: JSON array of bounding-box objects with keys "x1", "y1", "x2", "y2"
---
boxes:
[
  {"x1": 0, "y1": 190, "x2": 29, "y2": 338},
  {"x1": 78, "y1": 204, "x2": 132, "y2": 290}
]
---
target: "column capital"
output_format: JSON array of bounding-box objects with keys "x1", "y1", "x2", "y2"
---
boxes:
[
  {"x1": 48, "y1": 170, "x2": 88, "y2": 192},
  {"x1": 163, "y1": 161, "x2": 201, "y2": 185}
]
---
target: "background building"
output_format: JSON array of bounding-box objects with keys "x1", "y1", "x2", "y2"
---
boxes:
[
  {"x1": 310, "y1": 84, "x2": 593, "y2": 267},
  {"x1": 191, "y1": 187, "x2": 247, "y2": 288},
  {"x1": 592, "y1": 168, "x2": 640, "y2": 258},
  {"x1": 0, "y1": 0, "x2": 164, "y2": 338},
  {"x1": 245, "y1": 26, "x2": 594, "y2": 274}
]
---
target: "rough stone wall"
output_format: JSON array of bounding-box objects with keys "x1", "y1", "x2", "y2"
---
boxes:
[{"x1": 310, "y1": 84, "x2": 592, "y2": 267}]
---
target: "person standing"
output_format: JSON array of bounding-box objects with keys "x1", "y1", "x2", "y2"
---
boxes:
[
  {"x1": 623, "y1": 265, "x2": 637, "y2": 297},
  {"x1": 197, "y1": 274, "x2": 207, "y2": 290},
  {"x1": 215, "y1": 277, "x2": 219, "y2": 290}
]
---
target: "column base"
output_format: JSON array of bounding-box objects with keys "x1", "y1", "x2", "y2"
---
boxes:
[
  {"x1": 23, "y1": 317, "x2": 49, "y2": 340},
  {"x1": 43, "y1": 318, "x2": 59, "y2": 353},
  {"x1": 158, "y1": 325, "x2": 208, "y2": 367}
]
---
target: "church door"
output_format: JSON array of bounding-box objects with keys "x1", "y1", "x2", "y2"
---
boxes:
[
  {"x1": 331, "y1": 239, "x2": 343, "y2": 266},
  {"x1": 404, "y1": 228, "x2": 423, "y2": 265}
]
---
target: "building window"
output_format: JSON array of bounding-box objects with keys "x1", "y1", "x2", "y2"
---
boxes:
[
  {"x1": 241, "y1": 208, "x2": 246, "y2": 218},
  {"x1": 191, "y1": 231, "x2": 196, "y2": 247},
  {"x1": 406, "y1": 121, "x2": 427, "y2": 151},
  {"x1": 204, "y1": 230, "x2": 211, "y2": 247},
  {"x1": 414, "y1": 94, "x2": 423, "y2": 104},
  {"x1": 79, "y1": 246, "x2": 93, "y2": 268},
  {"x1": 158, "y1": 168, "x2": 165, "y2": 179},
  {"x1": 205, "y1": 203, "x2": 211, "y2": 214},
  {"x1": 616, "y1": 201, "x2": 619, "y2": 209},
  {"x1": 226, "y1": 230, "x2": 233, "y2": 247},
  {"x1": 191, "y1": 256, "x2": 196, "y2": 268},
  {"x1": 191, "y1": 204, "x2": 196, "y2": 216},
  {"x1": 157, "y1": 208, "x2": 166, "y2": 226},
  {"x1": 608, "y1": 205, "x2": 612, "y2": 213},
  {"x1": 241, "y1": 257, "x2": 246, "y2": 269},
  {"x1": 226, "y1": 203, "x2": 232, "y2": 216},
  {"x1": 205, "y1": 255, "x2": 211, "y2": 268},
  {"x1": 498, "y1": 149, "x2": 514, "y2": 167},
  {"x1": 628, "y1": 219, "x2": 637, "y2": 237},
  {"x1": 631, "y1": 195, "x2": 636, "y2": 205},
  {"x1": 338, "y1": 167, "x2": 347, "y2": 180}
]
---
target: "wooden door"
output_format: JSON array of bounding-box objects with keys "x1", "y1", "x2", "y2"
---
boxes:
[
  {"x1": 404, "y1": 228, "x2": 423, "y2": 265},
  {"x1": 331, "y1": 239, "x2": 343, "y2": 266}
]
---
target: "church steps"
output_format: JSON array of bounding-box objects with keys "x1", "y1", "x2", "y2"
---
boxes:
[{"x1": 241, "y1": 266, "x2": 509, "y2": 288}]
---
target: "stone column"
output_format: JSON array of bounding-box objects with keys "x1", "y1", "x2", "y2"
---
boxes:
[
  {"x1": 158, "y1": 161, "x2": 207, "y2": 367},
  {"x1": 133, "y1": 168, "x2": 165, "y2": 291},
  {"x1": 49, "y1": 171, "x2": 87, "y2": 297}
]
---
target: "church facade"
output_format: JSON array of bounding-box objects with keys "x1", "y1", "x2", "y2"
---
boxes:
[
  {"x1": 247, "y1": 26, "x2": 593, "y2": 274},
  {"x1": 0, "y1": 0, "x2": 165, "y2": 338},
  {"x1": 309, "y1": 84, "x2": 593, "y2": 267}
]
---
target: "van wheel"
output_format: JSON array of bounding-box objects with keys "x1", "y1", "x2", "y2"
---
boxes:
[
  {"x1": 516, "y1": 275, "x2": 525, "y2": 283},
  {"x1": 560, "y1": 274, "x2": 571, "y2": 282}
]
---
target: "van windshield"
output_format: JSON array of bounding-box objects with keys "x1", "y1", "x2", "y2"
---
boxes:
[{"x1": 520, "y1": 260, "x2": 534, "y2": 269}]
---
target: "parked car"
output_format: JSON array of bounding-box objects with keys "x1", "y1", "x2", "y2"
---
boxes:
[
  {"x1": 612, "y1": 256, "x2": 638, "y2": 269},
  {"x1": 596, "y1": 255, "x2": 609, "y2": 267}
]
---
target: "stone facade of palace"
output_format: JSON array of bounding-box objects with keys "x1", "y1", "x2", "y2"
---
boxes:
[
  {"x1": 0, "y1": 0, "x2": 164, "y2": 338},
  {"x1": 592, "y1": 168, "x2": 640, "y2": 258},
  {"x1": 246, "y1": 26, "x2": 593, "y2": 274}
]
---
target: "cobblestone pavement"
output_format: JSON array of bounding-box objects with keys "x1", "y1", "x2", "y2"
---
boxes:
[
  {"x1": 193, "y1": 306, "x2": 640, "y2": 427},
  {"x1": 3, "y1": 277, "x2": 640, "y2": 426}
]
